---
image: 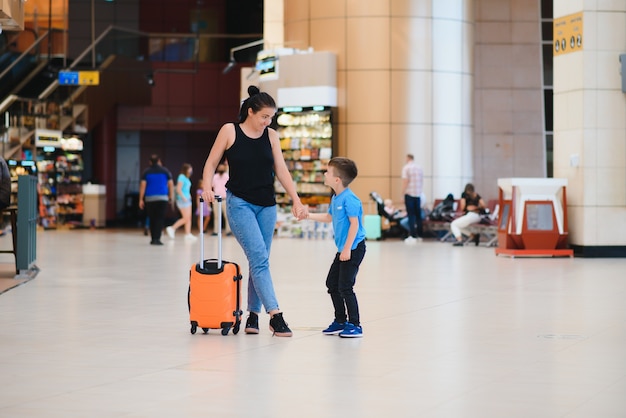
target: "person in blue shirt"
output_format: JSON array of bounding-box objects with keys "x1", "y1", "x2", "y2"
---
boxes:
[
  {"x1": 139, "y1": 155, "x2": 174, "y2": 245},
  {"x1": 305, "y1": 157, "x2": 367, "y2": 338}
]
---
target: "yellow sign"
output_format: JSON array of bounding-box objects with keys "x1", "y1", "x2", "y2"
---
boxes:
[
  {"x1": 554, "y1": 12, "x2": 583, "y2": 56},
  {"x1": 78, "y1": 71, "x2": 100, "y2": 85}
]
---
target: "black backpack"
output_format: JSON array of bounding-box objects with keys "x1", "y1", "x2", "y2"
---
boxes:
[{"x1": 429, "y1": 193, "x2": 455, "y2": 221}]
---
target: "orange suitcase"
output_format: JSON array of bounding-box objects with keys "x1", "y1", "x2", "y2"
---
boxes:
[{"x1": 188, "y1": 196, "x2": 242, "y2": 335}]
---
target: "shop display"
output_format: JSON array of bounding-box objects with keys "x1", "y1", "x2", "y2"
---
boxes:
[
  {"x1": 273, "y1": 106, "x2": 335, "y2": 207},
  {"x1": 36, "y1": 138, "x2": 84, "y2": 228}
]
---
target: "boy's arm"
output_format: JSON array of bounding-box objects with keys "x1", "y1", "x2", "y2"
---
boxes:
[
  {"x1": 340, "y1": 217, "x2": 359, "y2": 261},
  {"x1": 307, "y1": 212, "x2": 332, "y2": 223}
]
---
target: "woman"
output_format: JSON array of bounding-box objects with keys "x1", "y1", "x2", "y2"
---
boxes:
[
  {"x1": 201, "y1": 86, "x2": 307, "y2": 337},
  {"x1": 166, "y1": 163, "x2": 197, "y2": 242},
  {"x1": 450, "y1": 183, "x2": 485, "y2": 246}
]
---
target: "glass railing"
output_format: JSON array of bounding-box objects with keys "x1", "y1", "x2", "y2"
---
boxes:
[
  {"x1": 1, "y1": 26, "x2": 263, "y2": 160},
  {"x1": 67, "y1": 26, "x2": 262, "y2": 69}
]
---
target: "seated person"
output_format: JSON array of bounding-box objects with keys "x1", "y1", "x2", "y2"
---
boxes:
[
  {"x1": 383, "y1": 199, "x2": 413, "y2": 234},
  {"x1": 384, "y1": 199, "x2": 407, "y2": 219},
  {"x1": 450, "y1": 183, "x2": 485, "y2": 246}
]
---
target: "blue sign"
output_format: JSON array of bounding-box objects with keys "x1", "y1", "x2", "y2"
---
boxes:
[{"x1": 58, "y1": 71, "x2": 80, "y2": 85}]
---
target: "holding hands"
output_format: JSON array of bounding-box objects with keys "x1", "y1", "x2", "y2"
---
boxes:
[{"x1": 292, "y1": 201, "x2": 308, "y2": 220}]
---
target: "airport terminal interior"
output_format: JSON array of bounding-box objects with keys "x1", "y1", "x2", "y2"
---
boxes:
[
  {"x1": 0, "y1": 229, "x2": 625, "y2": 417},
  {"x1": 1, "y1": 0, "x2": 625, "y2": 416}
]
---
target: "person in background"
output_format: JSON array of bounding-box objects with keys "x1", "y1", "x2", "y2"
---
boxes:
[
  {"x1": 384, "y1": 198, "x2": 411, "y2": 235},
  {"x1": 401, "y1": 153, "x2": 424, "y2": 244},
  {"x1": 195, "y1": 178, "x2": 211, "y2": 233},
  {"x1": 305, "y1": 157, "x2": 367, "y2": 338},
  {"x1": 0, "y1": 156, "x2": 11, "y2": 211},
  {"x1": 166, "y1": 163, "x2": 197, "y2": 242},
  {"x1": 139, "y1": 155, "x2": 174, "y2": 245},
  {"x1": 0, "y1": 156, "x2": 9, "y2": 237},
  {"x1": 451, "y1": 183, "x2": 486, "y2": 247},
  {"x1": 211, "y1": 163, "x2": 231, "y2": 235},
  {"x1": 201, "y1": 85, "x2": 307, "y2": 337},
  {"x1": 384, "y1": 198, "x2": 407, "y2": 219},
  {"x1": 387, "y1": 194, "x2": 427, "y2": 235}
]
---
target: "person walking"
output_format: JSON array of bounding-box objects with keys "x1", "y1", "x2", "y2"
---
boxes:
[
  {"x1": 305, "y1": 157, "x2": 367, "y2": 338},
  {"x1": 201, "y1": 85, "x2": 308, "y2": 337},
  {"x1": 139, "y1": 155, "x2": 174, "y2": 245},
  {"x1": 166, "y1": 163, "x2": 197, "y2": 242},
  {"x1": 211, "y1": 163, "x2": 231, "y2": 235},
  {"x1": 401, "y1": 153, "x2": 424, "y2": 244}
]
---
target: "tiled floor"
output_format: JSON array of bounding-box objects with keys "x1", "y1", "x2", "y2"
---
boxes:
[{"x1": 0, "y1": 229, "x2": 625, "y2": 417}]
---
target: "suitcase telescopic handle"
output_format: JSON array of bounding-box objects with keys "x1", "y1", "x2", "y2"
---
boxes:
[{"x1": 199, "y1": 195, "x2": 222, "y2": 269}]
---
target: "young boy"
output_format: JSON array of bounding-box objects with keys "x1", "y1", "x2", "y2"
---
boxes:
[{"x1": 305, "y1": 157, "x2": 367, "y2": 338}]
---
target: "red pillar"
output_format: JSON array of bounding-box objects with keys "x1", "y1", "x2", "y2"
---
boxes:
[{"x1": 92, "y1": 109, "x2": 117, "y2": 224}]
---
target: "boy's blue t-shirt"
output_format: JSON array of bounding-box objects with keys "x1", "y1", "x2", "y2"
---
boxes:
[{"x1": 328, "y1": 188, "x2": 366, "y2": 251}]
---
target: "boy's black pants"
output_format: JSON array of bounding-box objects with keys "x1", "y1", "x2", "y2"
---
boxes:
[{"x1": 325, "y1": 240, "x2": 366, "y2": 326}]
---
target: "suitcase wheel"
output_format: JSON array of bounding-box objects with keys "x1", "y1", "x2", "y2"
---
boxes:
[
  {"x1": 190, "y1": 322, "x2": 197, "y2": 334},
  {"x1": 221, "y1": 328, "x2": 230, "y2": 336},
  {"x1": 202, "y1": 328, "x2": 209, "y2": 334}
]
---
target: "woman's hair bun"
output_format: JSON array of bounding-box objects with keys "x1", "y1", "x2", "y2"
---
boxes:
[{"x1": 248, "y1": 85, "x2": 260, "y2": 97}]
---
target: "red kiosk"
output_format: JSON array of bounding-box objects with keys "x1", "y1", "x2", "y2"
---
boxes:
[{"x1": 495, "y1": 178, "x2": 573, "y2": 257}]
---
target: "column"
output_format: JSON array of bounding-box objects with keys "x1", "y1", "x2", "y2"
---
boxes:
[
  {"x1": 553, "y1": 1, "x2": 626, "y2": 255},
  {"x1": 431, "y1": 0, "x2": 474, "y2": 198},
  {"x1": 281, "y1": 0, "x2": 473, "y2": 205}
]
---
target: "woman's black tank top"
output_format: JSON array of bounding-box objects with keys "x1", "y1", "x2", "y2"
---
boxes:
[{"x1": 225, "y1": 123, "x2": 276, "y2": 206}]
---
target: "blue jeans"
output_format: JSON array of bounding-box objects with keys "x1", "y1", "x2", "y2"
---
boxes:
[
  {"x1": 404, "y1": 194, "x2": 422, "y2": 238},
  {"x1": 226, "y1": 191, "x2": 279, "y2": 313}
]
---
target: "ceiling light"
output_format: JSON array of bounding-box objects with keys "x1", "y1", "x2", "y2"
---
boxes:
[
  {"x1": 222, "y1": 60, "x2": 236, "y2": 75},
  {"x1": 145, "y1": 72, "x2": 155, "y2": 86}
]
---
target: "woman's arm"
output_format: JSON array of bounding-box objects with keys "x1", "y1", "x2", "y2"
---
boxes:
[
  {"x1": 202, "y1": 124, "x2": 234, "y2": 203},
  {"x1": 459, "y1": 197, "x2": 467, "y2": 213},
  {"x1": 138, "y1": 180, "x2": 146, "y2": 210},
  {"x1": 175, "y1": 178, "x2": 183, "y2": 200},
  {"x1": 269, "y1": 128, "x2": 307, "y2": 219}
]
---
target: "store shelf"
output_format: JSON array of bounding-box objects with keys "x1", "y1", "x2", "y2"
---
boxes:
[
  {"x1": 36, "y1": 144, "x2": 84, "y2": 228},
  {"x1": 273, "y1": 106, "x2": 335, "y2": 207}
]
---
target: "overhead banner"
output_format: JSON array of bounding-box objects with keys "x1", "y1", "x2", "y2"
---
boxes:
[{"x1": 554, "y1": 12, "x2": 583, "y2": 56}]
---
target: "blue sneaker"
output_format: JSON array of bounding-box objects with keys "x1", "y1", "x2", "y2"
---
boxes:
[
  {"x1": 339, "y1": 322, "x2": 363, "y2": 338},
  {"x1": 322, "y1": 321, "x2": 345, "y2": 335}
]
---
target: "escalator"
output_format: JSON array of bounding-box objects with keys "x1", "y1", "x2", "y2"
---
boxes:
[
  {"x1": 0, "y1": 49, "x2": 39, "y2": 99},
  {"x1": 11, "y1": 57, "x2": 66, "y2": 99},
  {"x1": 1, "y1": 38, "x2": 152, "y2": 160}
]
